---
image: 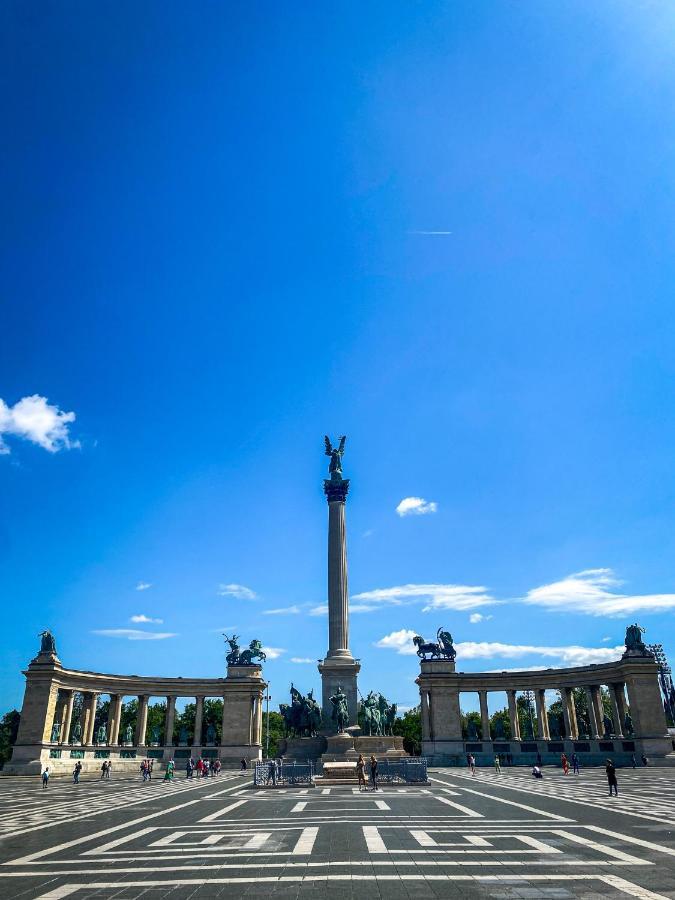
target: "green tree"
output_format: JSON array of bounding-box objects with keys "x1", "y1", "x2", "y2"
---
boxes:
[
  {"x1": 0, "y1": 710, "x2": 20, "y2": 769},
  {"x1": 461, "y1": 710, "x2": 482, "y2": 739},
  {"x1": 264, "y1": 711, "x2": 285, "y2": 758},
  {"x1": 490, "y1": 708, "x2": 511, "y2": 739},
  {"x1": 393, "y1": 707, "x2": 421, "y2": 756}
]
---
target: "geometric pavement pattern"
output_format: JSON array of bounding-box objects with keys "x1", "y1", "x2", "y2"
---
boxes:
[{"x1": 0, "y1": 768, "x2": 674, "y2": 899}]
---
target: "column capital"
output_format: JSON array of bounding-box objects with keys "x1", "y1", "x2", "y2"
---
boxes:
[{"x1": 324, "y1": 477, "x2": 349, "y2": 502}]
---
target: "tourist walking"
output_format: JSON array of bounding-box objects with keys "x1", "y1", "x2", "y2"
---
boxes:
[
  {"x1": 186, "y1": 759, "x2": 194, "y2": 779},
  {"x1": 240, "y1": 757, "x2": 248, "y2": 772},
  {"x1": 572, "y1": 753, "x2": 580, "y2": 775},
  {"x1": 164, "y1": 759, "x2": 175, "y2": 782},
  {"x1": 148, "y1": 760, "x2": 154, "y2": 780},
  {"x1": 369, "y1": 755, "x2": 379, "y2": 791},
  {"x1": 214, "y1": 759, "x2": 221, "y2": 776},
  {"x1": 642, "y1": 754, "x2": 649, "y2": 766},
  {"x1": 606, "y1": 759, "x2": 618, "y2": 796},
  {"x1": 73, "y1": 761, "x2": 82, "y2": 784},
  {"x1": 100, "y1": 760, "x2": 107, "y2": 780},
  {"x1": 356, "y1": 754, "x2": 367, "y2": 791},
  {"x1": 561, "y1": 753, "x2": 569, "y2": 775},
  {"x1": 469, "y1": 754, "x2": 476, "y2": 776},
  {"x1": 494, "y1": 754, "x2": 501, "y2": 774},
  {"x1": 140, "y1": 760, "x2": 147, "y2": 782},
  {"x1": 41, "y1": 766, "x2": 50, "y2": 789}
]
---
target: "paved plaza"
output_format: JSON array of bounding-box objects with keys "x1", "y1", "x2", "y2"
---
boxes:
[{"x1": 0, "y1": 767, "x2": 674, "y2": 899}]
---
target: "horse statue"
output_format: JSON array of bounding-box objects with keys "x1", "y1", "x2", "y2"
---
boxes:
[
  {"x1": 385, "y1": 702, "x2": 397, "y2": 736},
  {"x1": 305, "y1": 689, "x2": 322, "y2": 736},
  {"x1": 361, "y1": 691, "x2": 382, "y2": 736},
  {"x1": 239, "y1": 639, "x2": 267, "y2": 665},
  {"x1": 413, "y1": 635, "x2": 442, "y2": 659}
]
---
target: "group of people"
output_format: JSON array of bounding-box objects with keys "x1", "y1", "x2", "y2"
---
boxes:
[
  {"x1": 100, "y1": 759, "x2": 112, "y2": 779},
  {"x1": 185, "y1": 757, "x2": 222, "y2": 778},
  {"x1": 356, "y1": 754, "x2": 379, "y2": 791},
  {"x1": 139, "y1": 759, "x2": 154, "y2": 781}
]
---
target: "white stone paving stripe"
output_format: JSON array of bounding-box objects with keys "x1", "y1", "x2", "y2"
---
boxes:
[
  {"x1": 29, "y1": 874, "x2": 673, "y2": 899},
  {"x1": 552, "y1": 829, "x2": 651, "y2": 865},
  {"x1": 430, "y1": 777, "x2": 572, "y2": 821},
  {"x1": 433, "y1": 795, "x2": 483, "y2": 817},
  {"x1": 198, "y1": 798, "x2": 248, "y2": 822},
  {"x1": 363, "y1": 825, "x2": 387, "y2": 853},
  {"x1": 585, "y1": 824, "x2": 675, "y2": 859},
  {"x1": 292, "y1": 826, "x2": 319, "y2": 855}
]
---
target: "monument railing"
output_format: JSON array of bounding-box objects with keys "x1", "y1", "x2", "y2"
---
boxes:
[
  {"x1": 254, "y1": 760, "x2": 315, "y2": 786},
  {"x1": 376, "y1": 757, "x2": 429, "y2": 784}
]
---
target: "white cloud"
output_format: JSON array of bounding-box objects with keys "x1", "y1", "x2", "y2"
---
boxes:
[
  {"x1": 0, "y1": 394, "x2": 78, "y2": 455},
  {"x1": 375, "y1": 629, "x2": 419, "y2": 655},
  {"x1": 350, "y1": 604, "x2": 377, "y2": 613},
  {"x1": 93, "y1": 629, "x2": 177, "y2": 641},
  {"x1": 263, "y1": 605, "x2": 301, "y2": 615},
  {"x1": 290, "y1": 657, "x2": 315, "y2": 664},
  {"x1": 454, "y1": 641, "x2": 624, "y2": 667},
  {"x1": 135, "y1": 582, "x2": 152, "y2": 591},
  {"x1": 469, "y1": 613, "x2": 492, "y2": 624},
  {"x1": 375, "y1": 630, "x2": 624, "y2": 667},
  {"x1": 523, "y1": 568, "x2": 675, "y2": 617},
  {"x1": 262, "y1": 646, "x2": 286, "y2": 660},
  {"x1": 396, "y1": 497, "x2": 438, "y2": 517},
  {"x1": 218, "y1": 583, "x2": 257, "y2": 601},
  {"x1": 309, "y1": 605, "x2": 328, "y2": 616},
  {"x1": 130, "y1": 614, "x2": 163, "y2": 624},
  {"x1": 353, "y1": 583, "x2": 497, "y2": 612},
  {"x1": 601, "y1": 636, "x2": 612, "y2": 642}
]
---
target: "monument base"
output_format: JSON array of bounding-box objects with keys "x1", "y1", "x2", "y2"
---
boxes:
[{"x1": 318, "y1": 655, "x2": 361, "y2": 728}]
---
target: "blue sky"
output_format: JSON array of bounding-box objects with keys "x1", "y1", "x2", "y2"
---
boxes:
[{"x1": 2, "y1": 2, "x2": 675, "y2": 716}]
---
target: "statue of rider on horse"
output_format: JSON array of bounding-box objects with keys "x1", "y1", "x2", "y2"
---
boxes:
[
  {"x1": 279, "y1": 684, "x2": 323, "y2": 737},
  {"x1": 412, "y1": 627, "x2": 456, "y2": 660},
  {"x1": 359, "y1": 691, "x2": 398, "y2": 736}
]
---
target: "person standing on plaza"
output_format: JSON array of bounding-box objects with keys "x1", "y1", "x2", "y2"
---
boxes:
[
  {"x1": 140, "y1": 760, "x2": 146, "y2": 782},
  {"x1": 240, "y1": 757, "x2": 248, "y2": 772},
  {"x1": 356, "y1": 754, "x2": 367, "y2": 791},
  {"x1": 100, "y1": 760, "x2": 107, "y2": 780},
  {"x1": 469, "y1": 754, "x2": 476, "y2": 776},
  {"x1": 214, "y1": 759, "x2": 221, "y2": 776},
  {"x1": 148, "y1": 760, "x2": 154, "y2": 780},
  {"x1": 572, "y1": 753, "x2": 580, "y2": 775},
  {"x1": 370, "y1": 755, "x2": 379, "y2": 791},
  {"x1": 41, "y1": 766, "x2": 50, "y2": 789},
  {"x1": 561, "y1": 753, "x2": 569, "y2": 775},
  {"x1": 494, "y1": 754, "x2": 501, "y2": 774},
  {"x1": 606, "y1": 759, "x2": 618, "y2": 796},
  {"x1": 73, "y1": 760, "x2": 82, "y2": 784}
]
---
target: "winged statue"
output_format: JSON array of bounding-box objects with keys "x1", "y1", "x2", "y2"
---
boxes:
[{"x1": 325, "y1": 435, "x2": 346, "y2": 477}]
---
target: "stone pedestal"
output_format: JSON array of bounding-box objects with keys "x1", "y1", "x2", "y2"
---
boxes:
[{"x1": 318, "y1": 656, "x2": 361, "y2": 728}]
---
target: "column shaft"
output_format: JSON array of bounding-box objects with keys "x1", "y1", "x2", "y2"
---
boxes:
[
  {"x1": 327, "y1": 500, "x2": 350, "y2": 656},
  {"x1": 420, "y1": 690, "x2": 431, "y2": 741},
  {"x1": 535, "y1": 689, "x2": 548, "y2": 740},
  {"x1": 165, "y1": 696, "x2": 176, "y2": 746},
  {"x1": 507, "y1": 690, "x2": 521, "y2": 740},
  {"x1": 591, "y1": 685, "x2": 604, "y2": 737},
  {"x1": 566, "y1": 688, "x2": 578, "y2": 739},
  {"x1": 109, "y1": 695, "x2": 123, "y2": 745},
  {"x1": 221, "y1": 697, "x2": 230, "y2": 745},
  {"x1": 136, "y1": 695, "x2": 149, "y2": 746},
  {"x1": 62, "y1": 691, "x2": 75, "y2": 744},
  {"x1": 194, "y1": 696, "x2": 204, "y2": 746},
  {"x1": 479, "y1": 691, "x2": 491, "y2": 741},
  {"x1": 585, "y1": 687, "x2": 600, "y2": 738},
  {"x1": 84, "y1": 693, "x2": 98, "y2": 745},
  {"x1": 609, "y1": 684, "x2": 624, "y2": 737}
]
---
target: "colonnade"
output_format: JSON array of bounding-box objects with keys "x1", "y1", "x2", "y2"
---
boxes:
[{"x1": 417, "y1": 654, "x2": 671, "y2": 762}]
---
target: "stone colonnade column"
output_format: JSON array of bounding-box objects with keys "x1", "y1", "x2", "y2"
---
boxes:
[
  {"x1": 585, "y1": 686, "x2": 600, "y2": 738},
  {"x1": 590, "y1": 685, "x2": 604, "y2": 737},
  {"x1": 61, "y1": 691, "x2": 75, "y2": 744},
  {"x1": 108, "y1": 694, "x2": 123, "y2": 745},
  {"x1": 327, "y1": 498, "x2": 350, "y2": 656},
  {"x1": 625, "y1": 670, "x2": 668, "y2": 738},
  {"x1": 609, "y1": 684, "x2": 625, "y2": 737},
  {"x1": 420, "y1": 690, "x2": 431, "y2": 741},
  {"x1": 535, "y1": 689, "x2": 549, "y2": 740},
  {"x1": 194, "y1": 696, "x2": 204, "y2": 746},
  {"x1": 221, "y1": 697, "x2": 229, "y2": 745},
  {"x1": 560, "y1": 688, "x2": 577, "y2": 740},
  {"x1": 479, "y1": 691, "x2": 491, "y2": 741},
  {"x1": 507, "y1": 690, "x2": 521, "y2": 740},
  {"x1": 83, "y1": 692, "x2": 98, "y2": 745},
  {"x1": 165, "y1": 696, "x2": 177, "y2": 746},
  {"x1": 136, "y1": 695, "x2": 149, "y2": 747}
]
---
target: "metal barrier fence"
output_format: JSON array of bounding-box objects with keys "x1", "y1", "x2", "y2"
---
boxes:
[
  {"x1": 254, "y1": 760, "x2": 315, "y2": 786},
  {"x1": 376, "y1": 757, "x2": 428, "y2": 783}
]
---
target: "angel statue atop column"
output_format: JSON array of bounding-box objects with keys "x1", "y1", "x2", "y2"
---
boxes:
[{"x1": 325, "y1": 435, "x2": 346, "y2": 478}]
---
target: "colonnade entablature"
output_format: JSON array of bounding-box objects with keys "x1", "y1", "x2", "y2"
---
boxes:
[
  {"x1": 5, "y1": 644, "x2": 267, "y2": 775},
  {"x1": 417, "y1": 651, "x2": 673, "y2": 765}
]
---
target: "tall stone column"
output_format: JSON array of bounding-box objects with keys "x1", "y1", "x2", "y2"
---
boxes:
[
  {"x1": 61, "y1": 691, "x2": 75, "y2": 744},
  {"x1": 507, "y1": 690, "x2": 521, "y2": 740},
  {"x1": 479, "y1": 691, "x2": 491, "y2": 741},
  {"x1": 560, "y1": 688, "x2": 578, "y2": 740},
  {"x1": 534, "y1": 689, "x2": 547, "y2": 740},
  {"x1": 318, "y1": 452, "x2": 360, "y2": 727},
  {"x1": 136, "y1": 695, "x2": 149, "y2": 747},
  {"x1": 194, "y1": 696, "x2": 204, "y2": 746},
  {"x1": 590, "y1": 685, "x2": 604, "y2": 737},
  {"x1": 420, "y1": 690, "x2": 431, "y2": 741}
]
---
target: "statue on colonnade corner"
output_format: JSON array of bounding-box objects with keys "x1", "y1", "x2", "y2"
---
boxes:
[
  {"x1": 38, "y1": 629, "x2": 57, "y2": 654},
  {"x1": 124, "y1": 724, "x2": 133, "y2": 744},
  {"x1": 329, "y1": 684, "x2": 349, "y2": 733},
  {"x1": 50, "y1": 722, "x2": 61, "y2": 742},
  {"x1": 624, "y1": 623, "x2": 648, "y2": 654},
  {"x1": 324, "y1": 435, "x2": 346, "y2": 478},
  {"x1": 223, "y1": 633, "x2": 267, "y2": 666},
  {"x1": 413, "y1": 627, "x2": 456, "y2": 660},
  {"x1": 96, "y1": 724, "x2": 107, "y2": 744}
]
